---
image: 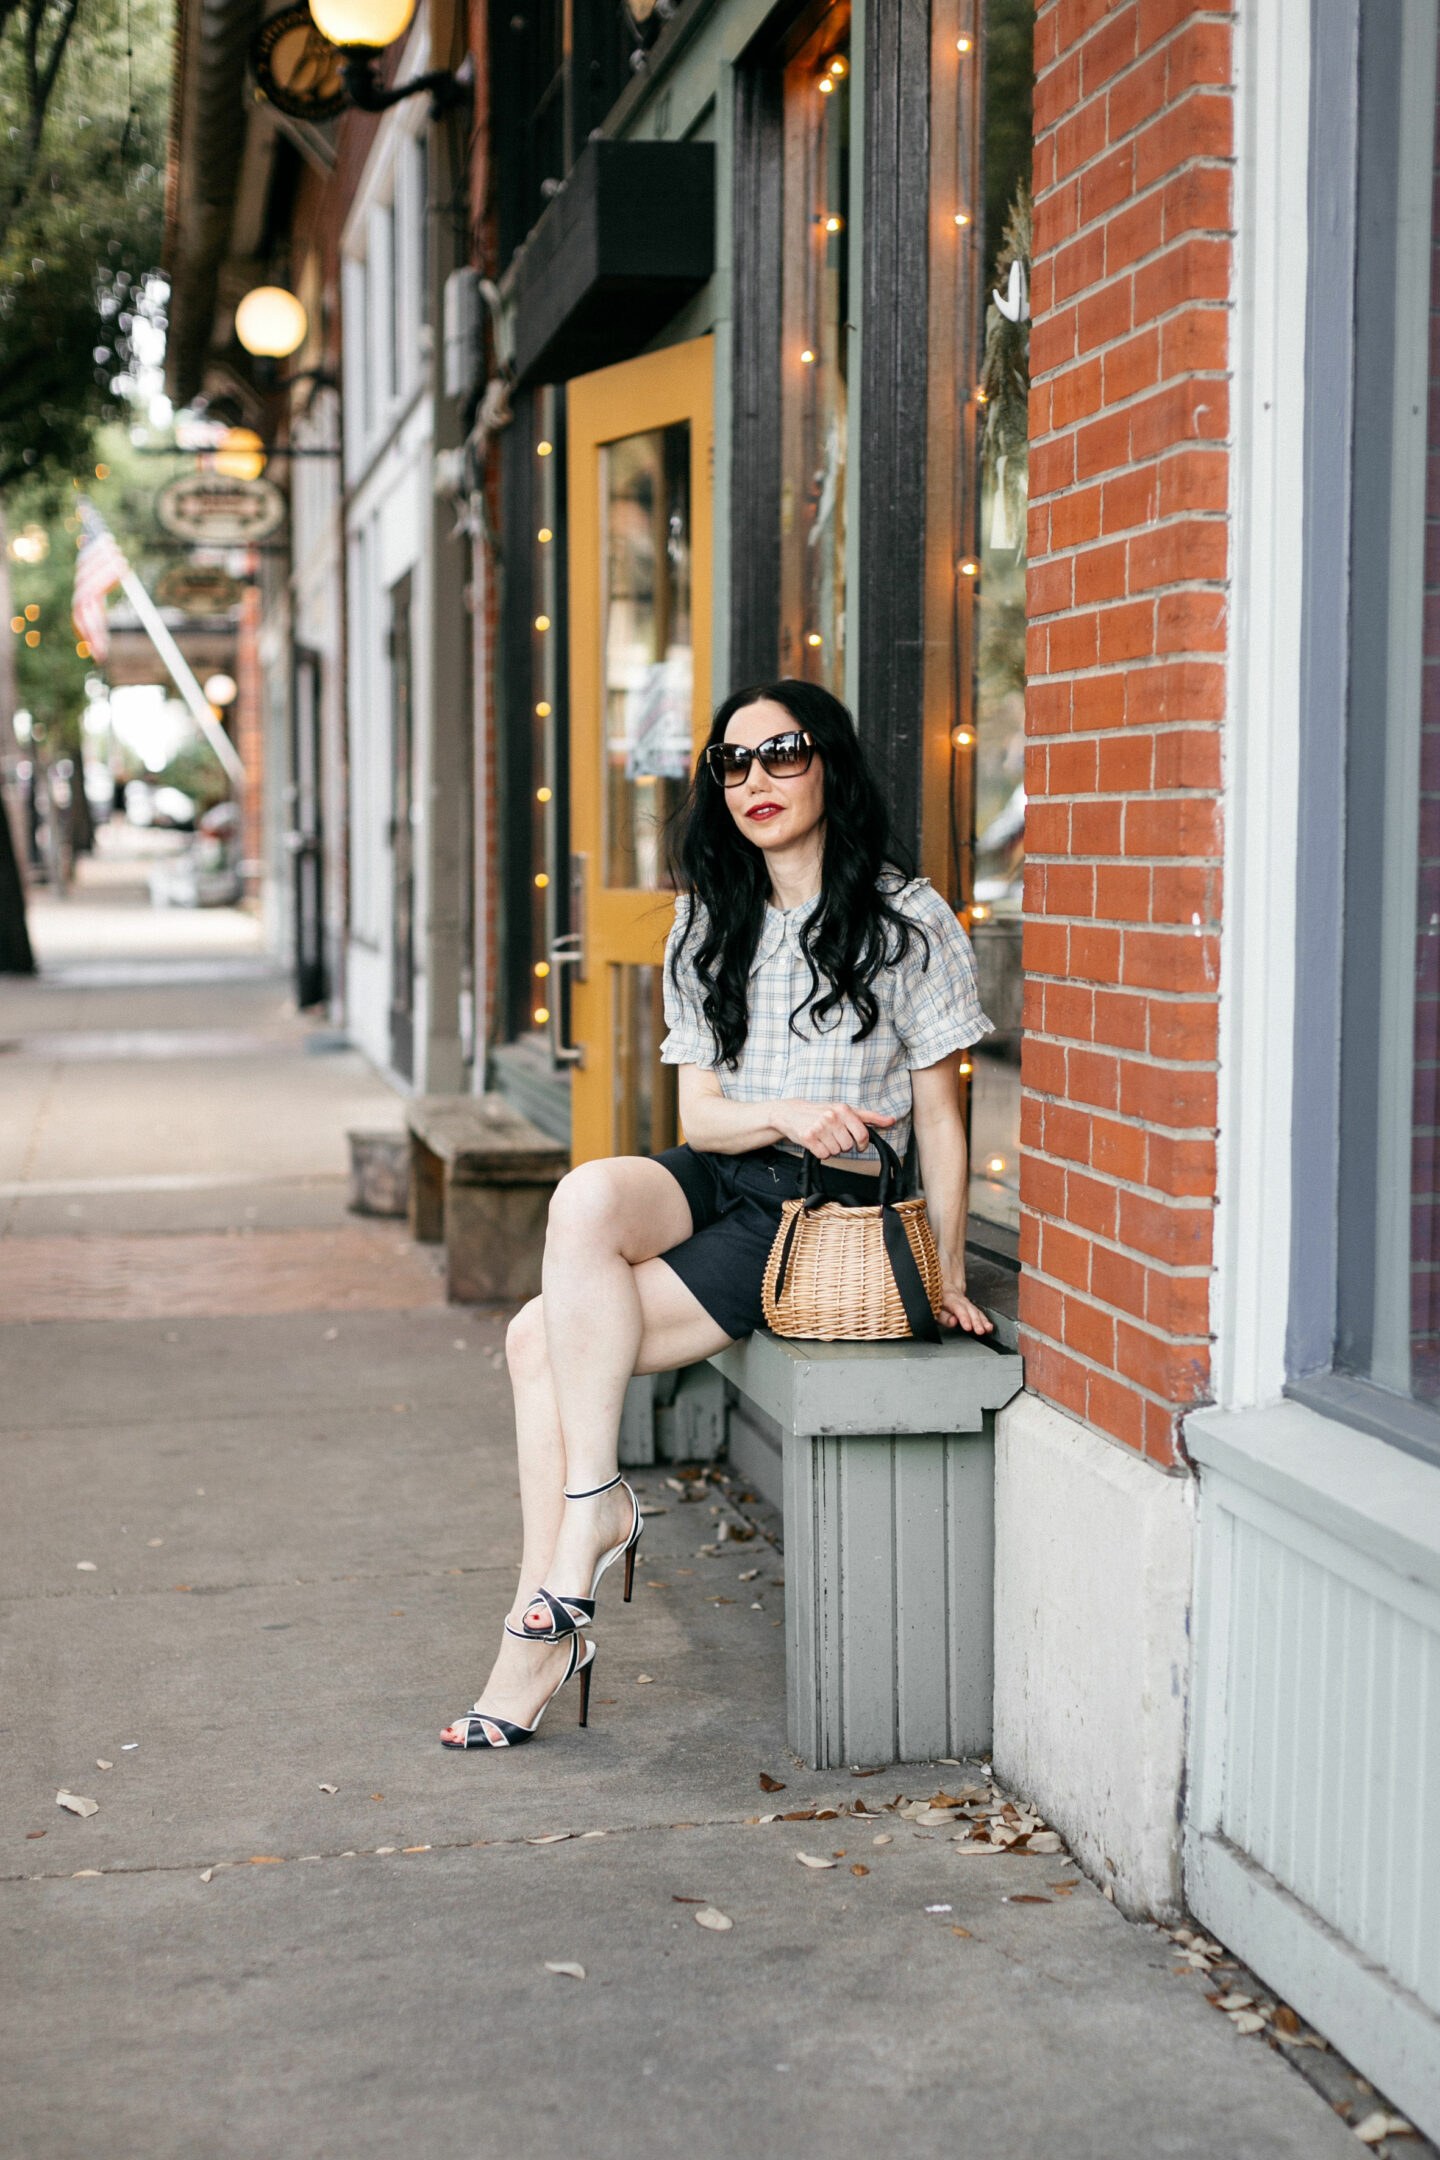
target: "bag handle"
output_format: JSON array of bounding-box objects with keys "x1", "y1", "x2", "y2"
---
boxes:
[{"x1": 781, "y1": 1129, "x2": 942, "y2": 1342}]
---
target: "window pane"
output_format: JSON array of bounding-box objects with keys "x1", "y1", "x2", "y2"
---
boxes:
[
  {"x1": 612, "y1": 962, "x2": 676, "y2": 1156},
  {"x1": 779, "y1": 7, "x2": 850, "y2": 691},
  {"x1": 601, "y1": 423, "x2": 692, "y2": 891},
  {"x1": 1340, "y1": 5, "x2": 1440, "y2": 1410}
]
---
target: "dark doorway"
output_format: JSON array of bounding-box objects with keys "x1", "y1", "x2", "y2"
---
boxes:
[
  {"x1": 291, "y1": 647, "x2": 326, "y2": 1011},
  {"x1": 388, "y1": 573, "x2": 416, "y2": 1081}
]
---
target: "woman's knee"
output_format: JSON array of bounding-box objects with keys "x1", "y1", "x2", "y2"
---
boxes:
[
  {"x1": 545, "y1": 1159, "x2": 630, "y2": 1244},
  {"x1": 505, "y1": 1296, "x2": 549, "y2": 1382}
]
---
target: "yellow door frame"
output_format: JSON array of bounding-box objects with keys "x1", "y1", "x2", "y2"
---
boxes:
[{"x1": 564, "y1": 335, "x2": 714, "y2": 1165}]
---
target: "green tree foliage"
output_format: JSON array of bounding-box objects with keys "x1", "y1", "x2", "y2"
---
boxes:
[{"x1": 0, "y1": 0, "x2": 169, "y2": 491}]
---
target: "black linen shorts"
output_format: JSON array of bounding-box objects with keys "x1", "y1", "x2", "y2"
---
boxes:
[{"x1": 652, "y1": 1142, "x2": 881, "y2": 1342}]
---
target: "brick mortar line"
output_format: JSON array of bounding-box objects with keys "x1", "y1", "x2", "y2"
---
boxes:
[
  {"x1": 1022, "y1": 1235, "x2": 1214, "y2": 1286},
  {"x1": 1034, "y1": 6, "x2": 1234, "y2": 90},
  {"x1": 1027, "y1": 495, "x2": 1229, "y2": 534},
  {"x1": 1023, "y1": 1036, "x2": 1219, "y2": 1067},
  {"x1": 1026, "y1": 511, "x2": 1231, "y2": 561},
  {"x1": 1030, "y1": 413, "x2": 1233, "y2": 456},
  {"x1": 1021, "y1": 1132, "x2": 1219, "y2": 1172},
  {"x1": 1020, "y1": 984, "x2": 1221, "y2": 1005},
  {"x1": 1022, "y1": 1312, "x2": 1213, "y2": 1376},
  {"x1": 1039, "y1": 116, "x2": 1235, "y2": 215},
  {"x1": 1028, "y1": 655, "x2": 1231, "y2": 679},
  {"x1": 1021, "y1": 1315, "x2": 1214, "y2": 1385},
  {"x1": 1025, "y1": 1291, "x2": 1212, "y2": 1353},
  {"x1": 1028, "y1": 588, "x2": 1232, "y2": 628}
]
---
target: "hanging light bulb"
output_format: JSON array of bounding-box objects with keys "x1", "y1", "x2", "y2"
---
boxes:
[
  {"x1": 536, "y1": 701, "x2": 551, "y2": 718},
  {"x1": 829, "y1": 55, "x2": 848, "y2": 76},
  {"x1": 800, "y1": 348, "x2": 816, "y2": 365},
  {"x1": 806, "y1": 632, "x2": 823, "y2": 648},
  {"x1": 952, "y1": 727, "x2": 974, "y2": 748},
  {"x1": 534, "y1": 614, "x2": 551, "y2": 632},
  {"x1": 957, "y1": 34, "x2": 972, "y2": 52},
  {"x1": 818, "y1": 75, "x2": 834, "y2": 94},
  {"x1": 234, "y1": 286, "x2": 308, "y2": 359},
  {"x1": 308, "y1": 0, "x2": 417, "y2": 50},
  {"x1": 954, "y1": 212, "x2": 970, "y2": 227},
  {"x1": 536, "y1": 440, "x2": 553, "y2": 457},
  {"x1": 960, "y1": 559, "x2": 978, "y2": 577}
]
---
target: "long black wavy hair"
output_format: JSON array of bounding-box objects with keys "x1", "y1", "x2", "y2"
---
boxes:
[{"x1": 666, "y1": 680, "x2": 927, "y2": 1068}]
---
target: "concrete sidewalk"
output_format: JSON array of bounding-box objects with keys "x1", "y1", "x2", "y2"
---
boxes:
[{"x1": 0, "y1": 855, "x2": 1389, "y2": 2158}]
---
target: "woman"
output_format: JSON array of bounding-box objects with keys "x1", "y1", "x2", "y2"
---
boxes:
[{"x1": 441, "y1": 680, "x2": 994, "y2": 1750}]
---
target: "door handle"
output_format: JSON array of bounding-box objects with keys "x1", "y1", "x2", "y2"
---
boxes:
[{"x1": 549, "y1": 932, "x2": 585, "y2": 1068}]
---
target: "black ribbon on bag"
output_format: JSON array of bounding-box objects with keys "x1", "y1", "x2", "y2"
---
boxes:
[{"x1": 771, "y1": 1132, "x2": 942, "y2": 1344}]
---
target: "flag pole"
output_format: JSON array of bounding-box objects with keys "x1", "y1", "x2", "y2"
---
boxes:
[{"x1": 115, "y1": 567, "x2": 247, "y2": 791}]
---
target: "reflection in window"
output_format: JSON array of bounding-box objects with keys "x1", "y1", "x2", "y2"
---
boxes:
[
  {"x1": 602, "y1": 423, "x2": 692, "y2": 891},
  {"x1": 779, "y1": 9, "x2": 850, "y2": 691},
  {"x1": 969, "y1": 174, "x2": 1031, "y2": 1232},
  {"x1": 613, "y1": 963, "x2": 676, "y2": 1156}
]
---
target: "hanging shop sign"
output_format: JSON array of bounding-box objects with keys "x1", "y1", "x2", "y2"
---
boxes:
[
  {"x1": 251, "y1": 4, "x2": 350, "y2": 122},
  {"x1": 154, "y1": 564, "x2": 245, "y2": 614},
  {"x1": 155, "y1": 474, "x2": 287, "y2": 547}
]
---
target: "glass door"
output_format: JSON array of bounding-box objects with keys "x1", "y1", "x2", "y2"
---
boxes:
[{"x1": 563, "y1": 336, "x2": 713, "y2": 1163}]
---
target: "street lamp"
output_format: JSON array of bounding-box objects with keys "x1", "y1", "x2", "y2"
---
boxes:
[
  {"x1": 304, "y1": 0, "x2": 472, "y2": 114},
  {"x1": 235, "y1": 285, "x2": 308, "y2": 360}
]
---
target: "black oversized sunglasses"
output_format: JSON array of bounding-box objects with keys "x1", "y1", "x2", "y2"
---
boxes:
[{"x1": 704, "y1": 729, "x2": 815, "y2": 789}]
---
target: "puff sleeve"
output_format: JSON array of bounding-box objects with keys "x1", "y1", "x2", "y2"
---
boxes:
[{"x1": 889, "y1": 880, "x2": 994, "y2": 1068}]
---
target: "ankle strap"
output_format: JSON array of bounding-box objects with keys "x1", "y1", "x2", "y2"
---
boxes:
[{"x1": 563, "y1": 1472, "x2": 624, "y2": 1501}]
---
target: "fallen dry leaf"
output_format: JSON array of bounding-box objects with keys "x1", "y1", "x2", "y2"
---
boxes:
[
  {"x1": 796, "y1": 1852, "x2": 836, "y2": 1869},
  {"x1": 850, "y1": 1864, "x2": 869, "y2": 1876},
  {"x1": 526, "y1": 1833, "x2": 572, "y2": 1845},
  {"x1": 872, "y1": 1834, "x2": 893, "y2": 1846},
  {"x1": 71, "y1": 1869, "x2": 102, "y2": 1879},
  {"x1": 25, "y1": 1831, "x2": 44, "y2": 1839},
  {"x1": 56, "y1": 1792, "x2": 98, "y2": 1818},
  {"x1": 1228, "y1": 2011, "x2": 1267, "y2": 2035},
  {"x1": 1270, "y1": 2005, "x2": 1301, "y2": 2036},
  {"x1": 1216, "y1": 1993, "x2": 1253, "y2": 2011},
  {"x1": 318, "y1": 1784, "x2": 338, "y2": 1795},
  {"x1": 952, "y1": 1840, "x2": 1002, "y2": 1856},
  {"x1": 951, "y1": 1926, "x2": 972, "y2": 1938},
  {"x1": 402, "y1": 1846, "x2": 430, "y2": 1854},
  {"x1": 636, "y1": 1674, "x2": 654, "y2": 1685},
  {"x1": 1048, "y1": 1881, "x2": 1078, "y2": 1896},
  {"x1": 1004, "y1": 1894, "x2": 1051, "y2": 1905},
  {"x1": 75, "y1": 1562, "x2": 97, "y2": 1572},
  {"x1": 95, "y1": 1760, "x2": 112, "y2": 1772},
  {"x1": 738, "y1": 1568, "x2": 760, "y2": 1582},
  {"x1": 1027, "y1": 1831, "x2": 1064, "y2": 1853},
  {"x1": 544, "y1": 1961, "x2": 586, "y2": 1980},
  {"x1": 199, "y1": 1869, "x2": 214, "y2": 1883},
  {"x1": 1353, "y1": 2113, "x2": 1414, "y2": 2144},
  {"x1": 249, "y1": 1855, "x2": 285, "y2": 1865},
  {"x1": 694, "y1": 1907, "x2": 733, "y2": 1931},
  {"x1": 759, "y1": 1773, "x2": 786, "y2": 1793}
]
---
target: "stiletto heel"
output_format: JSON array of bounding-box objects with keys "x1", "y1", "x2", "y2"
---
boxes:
[
  {"x1": 440, "y1": 1632, "x2": 598, "y2": 1751},
  {"x1": 522, "y1": 1473, "x2": 643, "y2": 1640}
]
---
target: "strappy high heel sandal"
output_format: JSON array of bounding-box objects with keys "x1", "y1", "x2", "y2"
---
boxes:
[
  {"x1": 521, "y1": 1472, "x2": 643, "y2": 1642},
  {"x1": 440, "y1": 1626, "x2": 597, "y2": 1749}
]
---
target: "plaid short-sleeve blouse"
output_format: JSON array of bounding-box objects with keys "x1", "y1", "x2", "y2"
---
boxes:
[{"x1": 660, "y1": 877, "x2": 992, "y2": 1163}]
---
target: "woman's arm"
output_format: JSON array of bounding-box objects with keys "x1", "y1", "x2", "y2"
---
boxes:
[
  {"x1": 677, "y1": 1065, "x2": 895, "y2": 1160},
  {"x1": 911, "y1": 1052, "x2": 994, "y2": 1335}
]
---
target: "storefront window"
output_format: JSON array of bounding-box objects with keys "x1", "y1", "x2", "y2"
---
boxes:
[
  {"x1": 778, "y1": 5, "x2": 850, "y2": 691},
  {"x1": 601, "y1": 422, "x2": 692, "y2": 891},
  {"x1": 1337, "y1": 9, "x2": 1440, "y2": 1419},
  {"x1": 923, "y1": 0, "x2": 1032, "y2": 1236}
]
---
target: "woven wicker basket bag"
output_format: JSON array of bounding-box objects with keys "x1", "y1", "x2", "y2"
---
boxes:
[{"x1": 761, "y1": 1133, "x2": 945, "y2": 1343}]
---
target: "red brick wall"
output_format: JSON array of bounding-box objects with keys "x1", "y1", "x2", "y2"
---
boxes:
[{"x1": 1020, "y1": 0, "x2": 1231, "y2": 1468}]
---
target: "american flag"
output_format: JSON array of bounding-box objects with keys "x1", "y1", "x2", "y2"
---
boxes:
[{"x1": 72, "y1": 498, "x2": 129, "y2": 662}]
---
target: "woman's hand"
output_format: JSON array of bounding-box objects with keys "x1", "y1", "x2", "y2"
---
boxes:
[
  {"x1": 937, "y1": 1276, "x2": 995, "y2": 1335},
  {"x1": 774, "y1": 1100, "x2": 895, "y2": 1160}
]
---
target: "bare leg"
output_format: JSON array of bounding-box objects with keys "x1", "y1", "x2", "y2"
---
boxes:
[
  {"x1": 442, "y1": 1160, "x2": 732, "y2": 1739},
  {"x1": 535, "y1": 1158, "x2": 730, "y2": 1615}
]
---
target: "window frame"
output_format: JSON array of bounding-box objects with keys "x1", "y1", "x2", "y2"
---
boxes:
[{"x1": 1287, "y1": 0, "x2": 1440, "y2": 1471}]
